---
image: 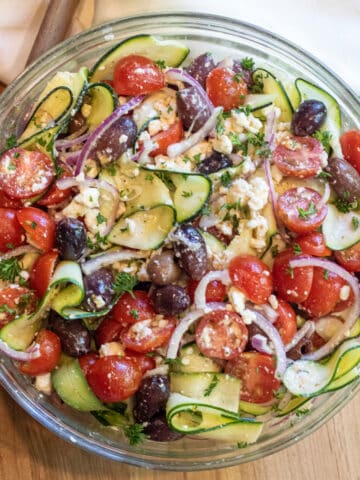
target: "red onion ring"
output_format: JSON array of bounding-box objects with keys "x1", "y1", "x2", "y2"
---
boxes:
[
  {"x1": 194, "y1": 270, "x2": 231, "y2": 311},
  {"x1": 0, "y1": 339, "x2": 40, "y2": 361},
  {"x1": 264, "y1": 108, "x2": 278, "y2": 151},
  {"x1": 251, "y1": 334, "x2": 274, "y2": 355},
  {"x1": 319, "y1": 181, "x2": 331, "y2": 208},
  {"x1": 55, "y1": 131, "x2": 90, "y2": 149},
  {"x1": 165, "y1": 68, "x2": 214, "y2": 111},
  {"x1": 82, "y1": 249, "x2": 148, "y2": 276},
  {"x1": 166, "y1": 309, "x2": 204, "y2": 359},
  {"x1": 0, "y1": 245, "x2": 39, "y2": 260},
  {"x1": 284, "y1": 320, "x2": 315, "y2": 352},
  {"x1": 256, "y1": 303, "x2": 279, "y2": 323},
  {"x1": 289, "y1": 256, "x2": 360, "y2": 360}
]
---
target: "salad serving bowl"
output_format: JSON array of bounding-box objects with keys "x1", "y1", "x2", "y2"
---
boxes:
[{"x1": 0, "y1": 12, "x2": 359, "y2": 471}]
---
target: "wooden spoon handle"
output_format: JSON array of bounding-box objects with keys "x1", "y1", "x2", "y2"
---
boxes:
[{"x1": 26, "y1": 0, "x2": 80, "y2": 66}]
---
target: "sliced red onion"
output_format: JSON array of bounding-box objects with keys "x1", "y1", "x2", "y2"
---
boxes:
[
  {"x1": 251, "y1": 334, "x2": 274, "y2": 355},
  {"x1": 0, "y1": 245, "x2": 39, "y2": 260},
  {"x1": 75, "y1": 95, "x2": 145, "y2": 175},
  {"x1": 166, "y1": 309, "x2": 204, "y2": 359},
  {"x1": 319, "y1": 181, "x2": 331, "y2": 207},
  {"x1": 55, "y1": 131, "x2": 90, "y2": 149},
  {"x1": 256, "y1": 303, "x2": 279, "y2": 323},
  {"x1": 194, "y1": 270, "x2": 231, "y2": 311},
  {"x1": 284, "y1": 320, "x2": 315, "y2": 352},
  {"x1": 264, "y1": 108, "x2": 279, "y2": 151},
  {"x1": 167, "y1": 106, "x2": 222, "y2": 158},
  {"x1": 204, "y1": 302, "x2": 229, "y2": 311},
  {"x1": 0, "y1": 339, "x2": 40, "y2": 361},
  {"x1": 289, "y1": 256, "x2": 360, "y2": 360},
  {"x1": 247, "y1": 308, "x2": 287, "y2": 379},
  {"x1": 82, "y1": 249, "x2": 148, "y2": 276},
  {"x1": 165, "y1": 68, "x2": 214, "y2": 111}
]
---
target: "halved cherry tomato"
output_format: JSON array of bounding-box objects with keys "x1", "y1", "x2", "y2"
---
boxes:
[
  {"x1": 273, "y1": 298, "x2": 297, "y2": 344},
  {"x1": 277, "y1": 187, "x2": 327, "y2": 234},
  {"x1": 294, "y1": 232, "x2": 331, "y2": 257},
  {"x1": 85, "y1": 356, "x2": 142, "y2": 402},
  {"x1": 188, "y1": 278, "x2": 227, "y2": 303},
  {"x1": 272, "y1": 137, "x2": 324, "y2": 178},
  {"x1": 112, "y1": 290, "x2": 154, "y2": 325},
  {"x1": 0, "y1": 190, "x2": 22, "y2": 209},
  {"x1": 16, "y1": 207, "x2": 55, "y2": 252},
  {"x1": 79, "y1": 352, "x2": 98, "y2": 377},
  {"x1": 30, "y1": 250, "x2": 58, "y2": 298},
  {"x1": 0, "y1": 148, "x2": 54, "y2": 199},
  {"x1": 0, "y1": 286, "x2": 37, "y2": 328},
  {"x1": 121, "y1": 316, "x2": 176, "y2": 353},
  {"x1": 37, "y1": 163, "x2": 73, "y2": 206},
  {"x1": 206, "y1": 67, "x2": 248, "y2": 111},
  {"x1": 225, "y1": 352, "x2": 281, "y2": 403},
  {"x1": 149, "y1": 120, "x2": 184, "y2": 157},
  {"x1": 20, "y1": 330, "x2": 61, "y2": 375},
  {"x1": 334, "y1": 242, "x2": 360, "y2": 272},
  {"x1": 0, "y1": 208, "x2": 25, "y2": 252},
  {"x1": 113, "y1": 55, "x2": 165, "y2": 96},
  {"x1": 125, "y1": 351, "x2": 156, "y2": 374},
  {"x1": 228, "y1": 255, "x2": 272, "y2": 304},
  {"x1": 272, "y1": 249, "x2": 313, "y2": 303},
  {"x1": 340, "y1": 130, "x2": 360, "y2": 174},
  {"x1": 95, "y1": 315, "x2": 124, "y2": 347},
  {"x1": 195, "y1": 310, "x2": 248, "y2": 360}
]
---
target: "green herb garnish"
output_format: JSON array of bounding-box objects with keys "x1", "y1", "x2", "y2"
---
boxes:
[
  {"x1": 96, "y1": 212, "x2": 107, "y2": 225},
  {"x1": 123, "y1": 423, "x2": 145, "y2": 446},
  {"x1": 113, "y1": 272, "x2": 138, "y2": 298},
  {"x1": 0, "y1": 257, "x2": 21, "y2": 283},
  {"x1": 241, "y1": 57, "x2": 255, "y2": 70},
  {"x1": 297, "y1": 202, "x2": 317, "y2": 220}
]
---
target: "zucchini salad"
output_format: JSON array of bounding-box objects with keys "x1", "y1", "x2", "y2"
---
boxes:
[{"x1": 0, "y1": 34, "x2": 360, "y2": 447}]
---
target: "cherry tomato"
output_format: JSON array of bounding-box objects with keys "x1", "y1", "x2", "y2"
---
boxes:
[
  {"x1": 188, "y1": 278, "x2": 227, "y2": 303},
  {"x1": 113, "y1": 55, "x2": 165, "y2": 96},
  {"x1": 340, "y1": 130, "x2": 360, "y2": 174},
  {"x1": 121, "y1": 316, "x2": 176, "y2": 353},
  {"x1": 300, "y1": 267, "x2": 345, "y2": 318},
  {"x1": 78, "y1": 352, "x2": 98, "y2": 377},
  {"x1": 29, "y1": 250, "x2": 58, "y2": 298},
  {"x1": 85, "y1": 356, "x2": 142, "y2": 402},
  {"x1": 228, "y1": 255, "x2": 272, "y2": 304},
  {"x1": 125, "y1": 351, "x2": 156, "y2": 374},
  {"x1": 277, "y1": 187, "x2": 327, "y2": 234},
  {"x1": 16, "y1": 207, "x2": 55, "y2": 252},
  {"x1": 0, "y1": 208, "x2": 25, "y2": 252},
  {"x1": 95, "y1": 315, "x2": 124, "y2": 347},
  {"x1": 0, "y1": 190, "x2": 22, "y2": 209},
  {"x1": 272, "y1": 137, "x2": 324, "y2": 178},
  {"x1": 334, "y1": 242, "x2": 360, "y2": 272},
  {"x1": 0, "y1": 148, "x2": 54, "y2": 199},
  {"x1": 206, "y1": 67, "x2": 248, "y2": 111},
  {"x1": 195, "y1": 310, "x2": 248, "y2": 360},
  {"x1": 20, "y1": 330, "x2": 61, "y2": 375},
  {"x1": 149, "y1": 120, "x2": 184, "y2": 157},
  {"x1": 37, "y1": 163, "x2": 73, "y2": 206},
  {"x1": 294, "y1": 232, "x2": 331, "y2": 257},
  {"x1": 273, "y1": 298, "x2": 297, "y2": 344},
  {"x1": 225, "y1": 352, "x2": 281, "y2": 403},
  {"x1": 0, "y1": 286, "x2": 37, "y2": 329},
  {"x1": 112, "y1": 290, "x2": 154, "y2": 325},
  {"x1": 272, "y1": 249, "x2": 313, "y2": 303}
]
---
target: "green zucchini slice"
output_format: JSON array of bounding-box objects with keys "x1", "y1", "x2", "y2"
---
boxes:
[
  {"x1": 171, "y1": 173, "x2": 211, "y2": 222},
  {"x1": 85, "y1": 82, "x2": 119, "y2": 131},
  {"x1": 322, "y1": 204, "x2": 360, "y2": 251}
]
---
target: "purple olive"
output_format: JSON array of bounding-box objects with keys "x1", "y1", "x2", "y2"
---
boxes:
[
  {"x1": 83, "y1": 268, "x2": 114, "y2": 311},
  {"x1": 143, "y1": 413, "x2": 183, "y2": 442},
  {"x1": 55, "y1": 218, "x2": 87, "y2": 261},
  {"x1": 172, "y1": 224, "x2": 208, "y2": 280},
  {"x1": 198, "y1": 151, "x2": 233, "y2": 174},
  {"x1": 133, "y1": 375, "x2": 170, "y2": 423},
  {"x1": 48, "y1": 312, "x2": 91, "y2": 357},
  {"x1": 291, "y1": 100, "x2": 327, "y2": 136},
  {"x1": 151, "y1": 284, "x2": 190, "y2": 316},
  {"x1": 176, "y1": 87, "x2": 211, "y2": 132},
  {"x1": 186, "y1": 52, "x2": 215, "y2": 88}
]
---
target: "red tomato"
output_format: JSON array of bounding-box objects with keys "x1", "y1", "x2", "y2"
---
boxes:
[
  {"x1": 0, "y1": 286, "x2": 37, "y2": 328},
  {"x1": 20, "y1": 330, "x2": 61, "y2": 375},
  {"x1": 29, "y1": 250, "x2": 58, "y2": 298},
  {"x1": 95, "y1": 315, "x2": 124, "y2": 347},
  {"x1": 340, "y1": 130, "x2": 360, "y2": 174},
  {"x1": 37, "y1": 163, "x2": 73, "y2": 206},
  {"x1": 121, "y1": 317, "x2": 176, "y2": 353},
  {"x1": 272, "y1": 137, "x2": 324, "y2": 178},
  {"x1": 333, "y1": 286, "x2": 354, "y2": 313},
  {"x1": 125, "y1": 351, "x2": 156, "y2": 374},
  {"x1": 85, "y1": 356, "x2": 142, "y2": 402},
  {"x1": 225, "y1": 352, "x2": 281, "y2": 403},
  {"x1": 113, "y1": 55, "x2": 165, "y2": 96},
  {"x1": 149, "y1": 120, "x2": 184, "y2": 157},
  {"x1": 294, "y1": 232, "x2": 331, "y2": 257},
  {"x1": 0, "y1": 148, "x2": 54, "y2": 199},
  {"x1": 206, "y1": 67, "x2": 248, "y2": 111},
  {"x1": 195, "y1": 310, "x2": 248, "y2": 360},
  {"x1": 16, "y1": 207, "x2": 55, "y2": 252},
  {"x1": 334, "y1": 242, "x2": 360, "y2": 272},
  {"x1": 0, "y1": 208, "x2": 25, "y2": 252},
  {"x1": 112, "y1": 290, "x2": 154, "y2": 325},
  {"x1": 273, "y1": 298, "x2": 297, "y2": 344},
  {"x1": 0, "y1": 190, "x2": 22, "y2": 209},
  {"x1": 188, "y1": 278, "x2": 227, "y2": 303},
  {"x1": 300, "y1": 267, "x2": 345, "y2": 318},
  {"x1": 277, "y1": 187, "x2": 328, "y2": 234},
  {"x1": 79, "y1": 352, "x2": 98, "y2": 377},
  {"x1": 272, "y1": 249, "x2": 313, "y2": 303},
  {"x1": 228, "y1": 255, "x2": 272, "y2": 304}
]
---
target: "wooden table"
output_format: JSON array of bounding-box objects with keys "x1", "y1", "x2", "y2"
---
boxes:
[{"x1": 0, "y1": 387, "x2": 358, "y2": 480}]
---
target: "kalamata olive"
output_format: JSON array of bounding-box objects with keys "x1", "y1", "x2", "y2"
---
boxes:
[
  {"x1": 151, "y1": 284, "x2": 190, "y2": 316},
  {"x1": 232, "y1": 60, "x2": 254, "y2": 88},
  {"x1": 83, "y1": 268, "x2": 114, "y2": 311},
  {"x1": 133, "y1": 375, "x2": 170, "y2": 423},
  {"x1": 67, "y1": 110, "x2": 86, "y2": 135},
  {"x1": 198, "y1": 151, "x2": 233, "y2": 174},
  {"x1": 325, "y1": 157, "x2": 360, "y2": 202},
  {"x1": 287, "y1": 336, "x2": 312, "y2": 361},
  {"x1": 91, "y1": 115, "x2": 137, "y2": 162},
  {"x1": 48, "y1": 312, "x2": 91, "y2": 357},
  {"x1": 176, "y1": 87, "x2": 211, "y2": 132},
  {"x1": 185, "y1": 52, "x2": 215, "y2": 88},
  {"x1": 291, "y1": 100, "x2": 327, "y2": 136},
  {"x1": 55, "y1": 218, "x2": 87, "y2": 261},
  {"x1": 143, "y1": 413, "x2": 183, "y2": 442},
  {"x1": 246, "y1": 322, "x2": 265, "y2": 350},
  {"x1": 146, "y1": 250, "x2": 182, "y2": 286},
  {"x1": 172, "y1": 224, "x2": 208, "y2": 280}
]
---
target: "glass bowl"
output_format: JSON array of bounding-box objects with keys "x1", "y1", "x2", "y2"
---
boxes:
[{"x1": 0, "y1": 12, "x2": 359, "y2": 471}]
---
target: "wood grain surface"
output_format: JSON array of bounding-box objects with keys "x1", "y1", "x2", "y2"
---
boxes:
[{"x1": 0, "y1": 387, "x2": 358, "y2": 480}]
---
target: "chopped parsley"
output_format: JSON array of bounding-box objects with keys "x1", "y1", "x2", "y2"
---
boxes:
[
  {"x1": 130, "y1": 309, "x2": 139, "y2": 319},
  {"x1": 297, "y1": 202, "x2": 317, "y2": 220},
  {"x1": 234, "y1": 105, "x2": 252, "y2": 116},
  {"x1": 251, "y1": 72, "x2": 264, "y2": 94},
  {"x1": 30, "y1": 221, "x2": 37, "y2": 229},
  {"x1": 182, "y1": 191, "x2": 193, "y2": 198},
  {"x1": 216, "y1": 112, "x2": 226, "y2": 135},
  {"x1": 5, "y1": 134, "x2": 17, "y2": 149},
  {"x1": 154, "y1": 59, "x2": 166, "y2": 70},
  {"x1": 271, "y1": 245, "x2": 279, "y2": 258},
  {"x1": 352, "y1": 216, "x2": 359, "y2": 230},
  {"x1": 295, "y1": 408, "x2": 310, "y2": 417},
  {"x1": 317, "y1": 169, "x2": 332, "y2": 180},
  {"x1": 106, "y1": 163, "x2": 117, "y2": 176},
  {"x1": 313, "y1": 130, "x2": 332, "y2": 151},
  {"x1": 0, "y1": 257, "x2": 21, "y2": 283},
  {"x1": 204, "y1": 375, "x2": 219, "y2": 397},
  {"x1": 164, "y1": 357, "x2": 183, "y2": 366},
  {"x1": 123, "y1": 423, "x2": 145, "y2": 446},
  {"x1": 241, "y1": 57, "x2": 255, "y2": 70},
  {"x1": 233, "y1": 72, "x2": 244, "y2": 83},
  {"x1": 220, "y1": 171, "x2": 232, "y2": 187},
  {"x1": 7, "y1": 162, "x2": 16, "y2": 171},
  {"x1": 237, "y1": 441, "x2": 249, "y2": 449},
  {"x1": 293, "y1": 243, "x2": 302, "y2": 255},
  {"x1": 13, "y1": 151, "x2": 20, "y2": 159},
  {"x1": 286, "y1": 266, "x2": 294, "y2": 279},
  {"x1": 333, "y1": 197, "x2": 358, "y2": 213},
  {"x1": 193, "y1": 153, "x2": 202, "y2": 164},
  {"x1": 96, "y1": 212, "x2": 107, "y2": 225},
  {"x1": 113, "y1": 272, "x2": 138, "y2": 298},
  {"x1": 323, "y1": 269, "x2": 330, "y2": 280},
  {"x1": 145, "y1": 173, "x2": 154, "y2": 181}
]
